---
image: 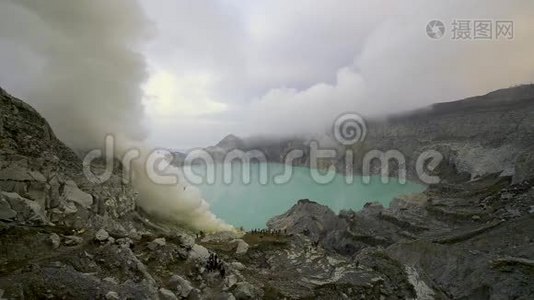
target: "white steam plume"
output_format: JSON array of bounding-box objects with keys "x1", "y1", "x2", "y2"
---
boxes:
[{"x1": 0, "y1": 0, "x2": 231, "y2": 232}]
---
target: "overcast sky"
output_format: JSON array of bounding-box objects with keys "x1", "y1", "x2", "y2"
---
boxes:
[{"x1": 1, "y1": 0, "x2": 533, "y2": 150}]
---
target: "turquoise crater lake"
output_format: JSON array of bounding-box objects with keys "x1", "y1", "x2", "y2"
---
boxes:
[{"x1": 188, "y1": 162, "x2": 426, "y2": 229}]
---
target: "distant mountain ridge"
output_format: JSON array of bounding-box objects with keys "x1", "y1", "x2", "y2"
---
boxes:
[
  {"x1": 191, "y1": 84, "x2": 534, "y2": 183},
  {"x1": 1, "y1": 84, "x2": 534, "y2": 299}
]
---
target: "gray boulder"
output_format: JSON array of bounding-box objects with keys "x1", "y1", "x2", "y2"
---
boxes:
[
  {"x1": 0, "y1": 164, "x2": 33, "y2": 181},
  {"x1": 188, "y1": 244, "x2": 210, "y2": 262},
  {"x1": 232, "y1": 239, "x2": 249, "y2": 255},
  {"x1": 267, "y1": 199, "x2": 346, "y2": 241},
  {"x1": 0, "y1": 196, "x2": 16, "y2": 221},
  {"x1": 105, "y1": 291, "x2": 120, "y2": 300},
  {"x1": 62, "y1": 180, "x2": 93, "y2": 209},
  {"x1": 95, "y1": 229, "x2": 110, "y2": 242},
  {"x1": 63, "y1": 235, "x2": 84, "y2": 246},
  {"x1": 224, "y1": 274, "x2": 238, "y2": 290},
  {"x1": 158, "y1": 288, "x2": 178, "y2": 300},
  {"x1": 512, "y1": 150, "x2": 534, "y2": 184},
  {"x1": 229, "y1": 262, "x2": 245, "y2": 271},
  {"x1": 178, "y1": 234, "x2": 195, "y2": 249},
  {"x1": 1, "y1": 191, "x2": 47, "y2": 224},
  {"x1": 153, "y1": 237, "x2": 166, "y2": 246},
  {"x1": 168, "y1": 274, "x2": 193, "y2": 298},
  {"x1": 49, "y1": 233, "x2": 61, "y2": 249},
  {"x1": 232, "y1": 282, "x2": 262, "y2": 300}
]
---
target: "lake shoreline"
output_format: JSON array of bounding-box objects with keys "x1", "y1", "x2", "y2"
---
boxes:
[{"x1": 187, "y1": 162, "x2": 427, "y2": 229}]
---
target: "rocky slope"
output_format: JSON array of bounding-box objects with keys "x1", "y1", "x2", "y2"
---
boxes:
[
  {"x1": 0, "y1": 86, "x2": 425, "y2": 299},
  {"x1": 267, "y1": 174, "x2": 534, "y2": 299},
  {"x1": 0, "y1": 87, "x2": 138, "y2": 227},
  {"x1": 0, "y1": 86, "x2": 160, "y2": 297},
  {"x1": 190, "y1": 85, "x2": 534, "y2": 184},
  {"x1": 363, "y1": 84, "x2": 534, "y2": 182},
  {"x1": 0, "y1": 87, "x2": 241, "y2": 299},
  {"x1": 1, "y1": 84, "x2": 533, "y2": 299}
]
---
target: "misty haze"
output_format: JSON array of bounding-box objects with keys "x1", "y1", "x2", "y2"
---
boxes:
[{"x1": 0, "y1": 1, "x2": 533, "y2": 299}]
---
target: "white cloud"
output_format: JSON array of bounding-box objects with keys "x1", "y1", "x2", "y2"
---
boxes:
[
  {"x1": 137, "y1": 0, "x2": 534, "y2": 146},
  {"x1": 143, "y1": 70, "x2": 227, "y2": 117},
  {"x1": 2, "y1": 0, "x2": 533, "y2": 148}
]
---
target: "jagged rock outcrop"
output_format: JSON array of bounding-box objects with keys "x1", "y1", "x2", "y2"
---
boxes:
[
  {"x1": 512, "y1": 148, "x2": 534, "y2": 184},
  {"x1": 0, "y1": 191, "x2": 48, "y2": 224},
  {"x1": 2, "y1": 84, "x2": 534, "y2": 299},
  {"x1": 195, "y1": 85, "x2": 534, "y2": 184},
  {"x1": 216, "y1": 134, "x2": 246, "y2": 151},
  {"x1": 0, "y1": 87, "x2": 234, "y2": 299},
  {"x1": 360, "y1": 85, "x2": 534, "y2": 182},
  {"x1": 267, "y1": 199, "x2": 347, "y2": 242},
  {"x1": 0, "y1": 87, "x2": 137, "y2": 231},
  {"x1": 266, "y1": 173, "x2": 534, "y2": 299}
]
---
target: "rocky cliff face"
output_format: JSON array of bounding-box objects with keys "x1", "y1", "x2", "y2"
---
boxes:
[
  {"x1": 0, "y1": 88, "x2": 246, "y2": 298},
  {"x1": 1, "y1": 84, "x2": 533, "y2": 299},
  {"x1": 267, "y1": 199, "x2": 347, "y2": 242},
  {"x1": 0, "y1": 87, "x2": 160, "y2": 297},
  {"x1": 267, "y1": 174, "x2": 534, "y2": 299},
  {"x1": 1, "y1": 86, "x2": 422, "y2": 299},
  {"x1": 0, "y1": 87, "x2": 138, "y2": 228},
  {"x1": 200, "y1": 85, "x2": 534, "y2": 184},
  {"x1": 362, "y1": 85, "x2": 534, "y2": 182}
]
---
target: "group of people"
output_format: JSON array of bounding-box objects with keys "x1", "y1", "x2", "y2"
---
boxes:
[
  {"x1": 206, "y1": 252, "x2": 225, "y2": 278},
  {"x1": 248, "y1": 228, "x2": 287, "y2": 235}
]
